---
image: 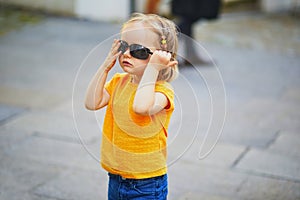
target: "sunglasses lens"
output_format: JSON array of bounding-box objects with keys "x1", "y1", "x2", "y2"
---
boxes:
[
  {"x1": 118, "y1": 40, "x2": 128, "y2": 54},
  {"x1": 130, "y1": 44, "x2": 149, "y2": 60},
  {"x1": 131, "y1": 50, "x2": 149, "y2": 60}
]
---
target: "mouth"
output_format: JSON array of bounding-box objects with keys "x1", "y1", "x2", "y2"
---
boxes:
[{"x1": 122, "y1": 60, "x2": 132, "y2": 67}]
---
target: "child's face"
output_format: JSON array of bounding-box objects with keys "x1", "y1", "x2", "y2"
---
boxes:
[{"x1": 119, "y1": 22, "x2": 158, "y2": 77}]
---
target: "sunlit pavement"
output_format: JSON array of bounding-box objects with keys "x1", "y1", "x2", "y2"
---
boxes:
[{"x1": 0, "y1": 9, "x2": 299, "y2": 200}]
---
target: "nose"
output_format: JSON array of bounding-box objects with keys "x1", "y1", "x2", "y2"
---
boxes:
[{"x1": 123, "y1": 48, "x2": 131, "y2": 58}]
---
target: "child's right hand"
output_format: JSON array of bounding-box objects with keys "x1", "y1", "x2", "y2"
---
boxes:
[{"x1": 103, "y1": 39, "x2": 122, "y2": 72}]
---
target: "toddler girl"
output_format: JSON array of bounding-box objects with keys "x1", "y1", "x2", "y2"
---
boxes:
[{"x1": 85, "y1": 13, "x2": 178, "y2": 200}]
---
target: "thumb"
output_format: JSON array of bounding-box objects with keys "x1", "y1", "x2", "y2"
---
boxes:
[{"x1": 168, "y1": 60, "x2": 178, "y2": 68}]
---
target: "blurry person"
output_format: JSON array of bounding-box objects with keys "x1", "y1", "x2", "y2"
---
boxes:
[
  {"x1": 172, "y1": 0, "x2": 221, "y2": 65},
  {"x1": 145, "y1": 0, "x2": 161, "y2": 14}
]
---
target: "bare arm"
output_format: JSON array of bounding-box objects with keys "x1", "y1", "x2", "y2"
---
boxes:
[
  {"x1": 133, "y1": 51, "x2": 177, "y2": 115},
  {"x1": 85, "y1": 39, "x2": 121, "y2": 110}
]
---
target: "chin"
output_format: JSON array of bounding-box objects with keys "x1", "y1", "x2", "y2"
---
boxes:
[{"x1": 121, "y1": 66, "x2": 131, "y2": 73}]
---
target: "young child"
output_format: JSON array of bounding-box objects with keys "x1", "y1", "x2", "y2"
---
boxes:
[{"x1": 85, "y1": 13, "x2": 178, "y2": 200}]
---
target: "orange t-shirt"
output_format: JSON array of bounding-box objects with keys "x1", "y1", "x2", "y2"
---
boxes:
[{"x1": 101, "y1": 73, "x2": 174, "y2": 179}]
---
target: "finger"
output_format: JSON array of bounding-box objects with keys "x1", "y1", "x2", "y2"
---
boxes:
[
  {"x1": 113, "y1": 38, "x2": 120, "y2": 44},
  {"x1": 156, "y1": 50, "x2": 171, "y2": 59},
  {"x1": 112, "y1": 39, "x2": 120, "y2": 46},
  {"x1": 159, "y1": 50, "x2": 171, "y2": 57},
  {"x1": 167, "y1": 60, "x2": 178, "y2": 68},
  {"x1": 116, "y1": 50, "x2": 122, "y2": 57},
  {"x1": 166, "y1": 52, "x2": 172, "y2": 59},
  {"x1": 161, "y1": 52, "x2": 171, "y2": 62},
  {"x1": 111, "y1": 51, "x2": 122, "y2": 61},
  {"x1": 111, "y1": 40, "x2": 121, "y2": 53}
]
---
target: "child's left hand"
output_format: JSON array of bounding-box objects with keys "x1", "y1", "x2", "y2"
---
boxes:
[{"x1": 148, "y1": 50, "x2": 178, "y2": 71}]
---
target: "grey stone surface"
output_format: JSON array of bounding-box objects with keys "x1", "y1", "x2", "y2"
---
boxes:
[
  {"x1": 236, "y1": 175, "x2": 300, "y2": 200},
  {"x1": 33, "y1": 169, "x2": 107, "y2": 200},
  {"x1": 168, "y1": 161, "x2": 248, "y2": 199},
  {"x1": 168, "y1": 136, "x2": 246, "y2": 168},
  {"x1": 176, "y1": 192, "x2": 236, "y2": 200},
  {"x1": 0, "y1": 156, "x2": 63, "y2": 200},
  {"x1": 0, "y1": 86, "x2": 68, "y2": 110},
  {"x1": 0, "y1": 191, "x2": 59, "y2": 200},
  {"x1": 2, "y1": 111, "x2": 100, "y2": 144},
  {"x1": 0, "y1": 9, "x2": 300, "y2": 200},
  {"x1": 0, "y1": 129, "x2": 32, "y2": 152},
  {"x1": 5, "y1": 136, "x2": 100, "y2": 171},
  {"x1": 0, "y1": 104, "x2": 24, "y2": 124},
  {"x1": 268, "y1": 132, "x2": 300, "y2": 159},
  {"x1": 236, "y1": 149, "x2": 300, "y2": 182}
]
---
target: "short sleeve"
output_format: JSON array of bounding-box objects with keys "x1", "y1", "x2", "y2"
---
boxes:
[
  {"x1": 105, "y1": 73, "x2": 126, "y2": 95},
  {"x1": 155, "y1": 81, "x2": 175, "y2": 111}
]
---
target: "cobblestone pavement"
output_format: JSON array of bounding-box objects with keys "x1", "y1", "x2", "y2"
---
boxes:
[{"x1": 0, "y1": 8, "x2": 300, "y2": 200}]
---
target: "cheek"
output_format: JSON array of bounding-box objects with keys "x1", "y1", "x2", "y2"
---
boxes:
[
  {"x1": 138, "y1": 56, "x2": 151, "y2": 65},
  {"x1": 118, "y1": 54, "x2": 123, "y2": 60},
  {"x1": 118, "y1": 55, "x2": 123, "y2": 65},
  {"x1": 135, "y1": 60, "x2": 149, "y2": 69}
]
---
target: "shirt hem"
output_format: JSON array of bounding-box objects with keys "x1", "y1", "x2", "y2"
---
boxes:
[{"x1": 101, "y1": 163, "x2": 167, "y2": 179}]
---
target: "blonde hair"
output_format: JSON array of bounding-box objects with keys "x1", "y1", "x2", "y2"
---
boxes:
[{"x1": 122, "y1": 13, "x2": 179, "y2": 82}]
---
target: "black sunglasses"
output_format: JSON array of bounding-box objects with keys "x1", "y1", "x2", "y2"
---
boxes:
[{"x1": 118, "y1": 40, "x2": 153, "y2": 60}]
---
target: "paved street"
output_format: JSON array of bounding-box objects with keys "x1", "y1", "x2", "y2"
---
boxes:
[{"x1": 0, "y1": 8, "x2": 300, "y2": 200}]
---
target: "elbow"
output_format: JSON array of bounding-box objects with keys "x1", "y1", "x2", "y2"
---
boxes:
[
  {"x1": 85, "y1": 104, "x2": 95, "y2": 111},
  {"x1": 85, "y1": 96, "x2": 103, "y2": 111},
  {"x1": 85, "y1": 102, "x2": 99, "y2": 111},
  {"x1": 132, "y1": 104, "x2": 151, "y2": 116}
]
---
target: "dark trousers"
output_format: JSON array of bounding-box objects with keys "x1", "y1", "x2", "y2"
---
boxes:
[{"x1": 177, "y1": 16, "x2": 199, "y2": 38}]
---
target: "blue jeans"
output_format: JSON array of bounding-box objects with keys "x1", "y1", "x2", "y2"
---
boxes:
[{"x1": 108, "y1": 173, "x2": 168, "y2": 200}]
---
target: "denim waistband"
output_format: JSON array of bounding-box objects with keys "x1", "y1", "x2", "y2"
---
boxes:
[{"x1": 108, "y1": 173, "x2": 167, "y2": 182}]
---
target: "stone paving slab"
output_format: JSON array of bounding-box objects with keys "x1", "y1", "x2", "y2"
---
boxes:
[
  {"x1": 235, "y1": 148, "x2": 300, "y2": 182},
  {"x1": 236, "y1": 175, "x2": 300, "y2": 200},
  {"x1": 51, "y1": 99, "x2": 107, "y2": 133},
  {"x1": 220, "y1": 95, "x2": 300, "y2": 148},
  {"x1": 221, "y1": 118, "x2": 279, "y2": 148},
  {"x1": 202, "y1": 43, "x2": 300, "y2": 101},
  {"x1": 169, "y1": 159, "x2": 300, "y2": 200},
  {"x1": 176, "y1": 193, "x2": 235, "y2": 200},
  {"x1": 241, "y1": 99, "x2": 300, "y2": 133},
  {"x1": 2, "y1": 111, "x2": 100, "y2": 144},
  {"x1": 168, "y1": 136, "x2": 246, "y2": 168},
  {"x1": 168, "y1": 161, "x2": 248, "y2": 199},
  {"x1": 0, "y1": 156, "x2": 63, "y2": 200},
  {"x1": 0, "y1": 103, "x2": 24, "y2": 124},
  {"x1": 0, "y1": 192, "x2": 58, "y2": 200},
  {"x1": 0, "y1": 86, "x2": 68, "y2": 110},
  {"x1": 0, "y1": 129, "x2": 32, "y2": 153},
  {"x1": 281, "y1": 87, "x2": 300, "y2": 103},
  {"x1": 268, "y1": 132, "x2": 300, "y2": 159},
  {"x1": 5, "y1": 135, "x2": 100, "y2": 172},
  {"x1": 33, "y1": 169, "x2": 107, "y2": 200}
]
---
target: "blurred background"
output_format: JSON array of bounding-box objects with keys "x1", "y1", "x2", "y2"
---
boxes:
[
  {"x1": 0, "y1": 0, "x2": 300, "y2": 200},
  {"x1": 0, "y1": 0, "x2": 299, "y2": 21}
]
